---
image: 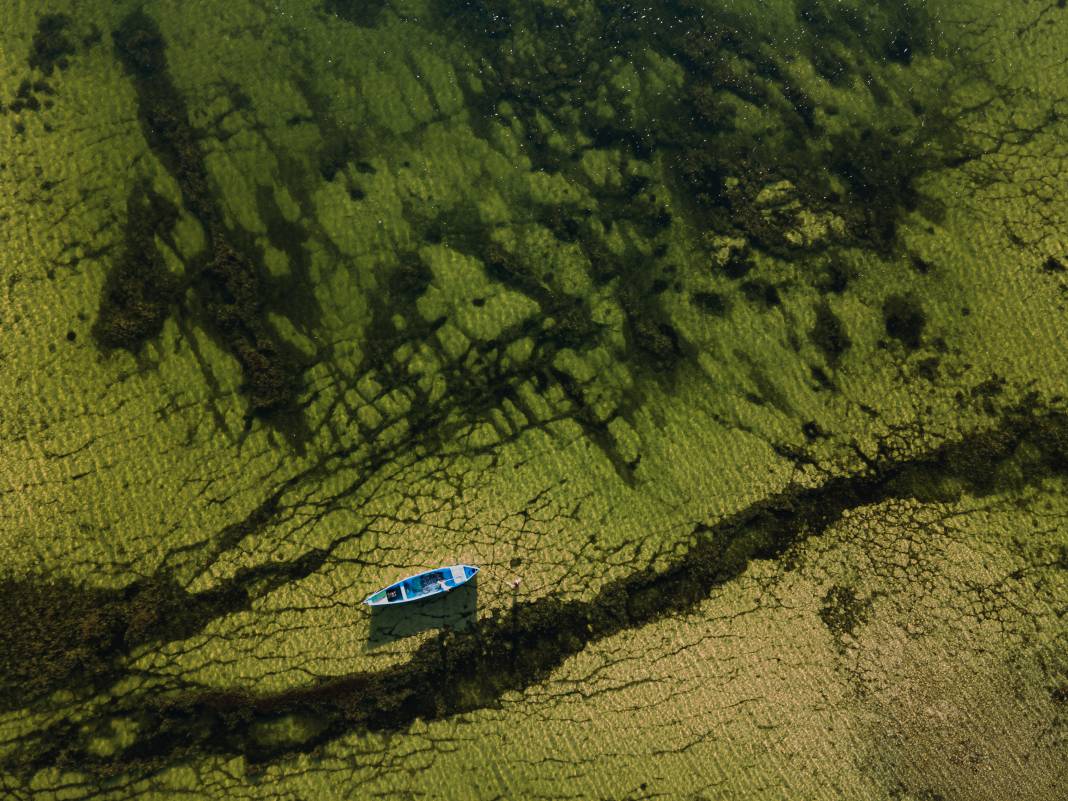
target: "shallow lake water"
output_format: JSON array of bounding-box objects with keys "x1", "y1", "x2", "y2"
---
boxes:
[{"x1": 1, "y1": 1, "x2": 1066, "y2": 799}]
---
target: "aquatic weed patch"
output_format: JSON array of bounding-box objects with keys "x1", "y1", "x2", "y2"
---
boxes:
[
  {"x1": 3, "y1": 1, "x2": 1068, "y2": 798},
  {"x1": 92, "y1": 184, "x2": 181, "y2": 349},
  {"x1": 94, "y1": 10, "x2": 311, "y2": 422},
  {"x1": 3, "y1": 406, "x2": 1066, "y2": 781},
  {"x1": 28, "y1": 13, "x2": 76, "y2": 76},
  {"x1": 664, "y1": 0, "x2": 961, "y2": 256}
]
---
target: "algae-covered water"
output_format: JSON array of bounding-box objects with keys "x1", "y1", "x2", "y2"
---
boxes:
[{"x1": 1, "y1": 1, "x2": 1066, "y2": 798}]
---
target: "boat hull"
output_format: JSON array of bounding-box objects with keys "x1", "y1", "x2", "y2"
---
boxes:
[{"x1": 363, "y1": 564, "x2": 479, "y2": 607}]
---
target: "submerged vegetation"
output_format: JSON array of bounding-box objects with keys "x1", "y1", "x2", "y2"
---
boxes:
[
  {"x1": 3, "y1": 406, "x2": 1066, "y2": 777},
  {"x1": 2, "y1": 0, "x2": 1067, "y2": 798},
  {"x1": 95, "y1": 10, "x2": 309, "y2": 418},
  {"x1": 85, "y1": 0, "x2": 974, "y2": 429}
]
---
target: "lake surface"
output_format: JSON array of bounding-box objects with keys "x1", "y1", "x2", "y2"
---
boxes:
[{"x1": 1, "y1": 1, "x2": 1066, "y2": 798}]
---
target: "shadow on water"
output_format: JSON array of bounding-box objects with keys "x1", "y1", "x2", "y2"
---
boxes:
[{"x1": 365, "y1": 579, "x2": 478, "y2": 650}]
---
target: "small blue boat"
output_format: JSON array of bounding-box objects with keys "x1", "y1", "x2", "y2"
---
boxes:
[{"x1": 363, "y1": 564, "x2": 479, "y2": 607}]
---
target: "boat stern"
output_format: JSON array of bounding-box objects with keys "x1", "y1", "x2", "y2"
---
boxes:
[{"x1": 450, "y1": 564, "x2": 478, "y2": 584}]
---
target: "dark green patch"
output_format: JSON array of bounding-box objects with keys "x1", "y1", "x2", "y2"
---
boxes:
[
  {"x1": 819, "y1": 584, "x2": 872, "y2": 643},
  {"x1": 828, "y1": 126, "x2": 935, "y2": 251},
  {"x1": 92, "y1": 185, "x2": 180, "y2": 349},
  {"x1": 538, "y1": 204, "x2": 583, "y2": 243},
  {"x1": 476, "y1": 238, "x2": 602, "y2": 355},
  {"x1": 317, "y1": 128, "x2": 364, "y2": 182},
  {"x1": 112, "y1": 12, "x2": 212, "y2": 220},
  {"x1": 656, "y1": 0, "x2": 964, "y2": 259},
  {"x1": 810, "y1": 301, "x2": 850, "y2": 364},
  {"x1": 883, "y1": 293, "x2": 926, "y2": 349},
  {"x1": 323, "y1": 0, "x2": 387, "y2": 27},
  {"x1": 1041, "y1": 255, "x2": 1066, "y2": 274},
  {"x1": 29, "y1": 14, "x2": 75, "y2": 76},
  {"x1": 7, "y1": 80, "x2": 42, "y2": 114},
  {"x1": 797, "y1": 0, "x2": 933, "y2": 67},
  {"x1": 0, "y1": 574, "x2": 120, "y2": 710},
  {"x1": 817, "y1": 260, "x2": 853, "y2": 294},
  {"x1": 810, "y1": 42, "x2": 853, "y2": 87},
  {"x1": 618, "y1": 281, "x2": 685, "y2": 370},
  {"x1": 692, "y1": 290, "x2": 728, "y2": 316},
  {"x1": 548, "y1": 297, "x2": 601, "y2": 350},
  {"x1": 362, "y1": 224, "x2": 649, "y2": 477},
  {"x1": 910, "y1": 253, "x2": 933, "y2": 274},
  {"x1": 971, "y1": 375, "x2": 1006, "y2": 400},
  {"x1": 356, "y1": 250, "x2": 445, "y2": 399},
  {"x1": 741, "y1": 278, "x2": 781, "y2": 308},
  {"x1": 915, "y1": 356, "x2": 940, "y2": 381},
  {"x1": 97, "y1": 10, "x2": 314, "y2": 427},
  {"x1": 723, "y1": 251, "x2": 755, "y2": 280},
  {"x1": 439, "y1": 0, "x2": 514, "y2": 40},
  {"x1": 198, "y1": 242, "x2": 301, "y2": 413},
  {"x1": 388, "y1": 253, "x2": 435, "y2": 301}
]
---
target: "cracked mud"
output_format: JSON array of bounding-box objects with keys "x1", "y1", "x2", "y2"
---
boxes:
[{"x1": 1, "y1": 1, "x2": 1066, "y2": 799}]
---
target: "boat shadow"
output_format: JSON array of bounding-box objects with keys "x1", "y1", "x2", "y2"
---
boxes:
[{"x1": 365, "y1": 579, "x2": 478, "y2": 650}]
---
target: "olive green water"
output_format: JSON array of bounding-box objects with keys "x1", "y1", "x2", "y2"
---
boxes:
[{"x1": 1, "y1": 1, "x2": 1066, "y2": 798}]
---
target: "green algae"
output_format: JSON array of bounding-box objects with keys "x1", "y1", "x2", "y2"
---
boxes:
[
  {"x1": 96, "y1": 8, "x2": 312, "y2": 421},
  {"x1": 809, "y1": 300, "x2": 851, "y2": 365},
  {"x1": 28, "y1": 15, "x2": 76, "y2": 77},
  {"x1": 1, "y1": 0, "x2": 1068, "y2": 798},
  {"x1": 92, "y1": 184, "x2": 182, "y2": 349},
  {"x1": 3, "y1": 404, "x2": 1065, "y2": 782},
  {"x1": 882, "y1": 292, "x2": 927, "y2": 350}
]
